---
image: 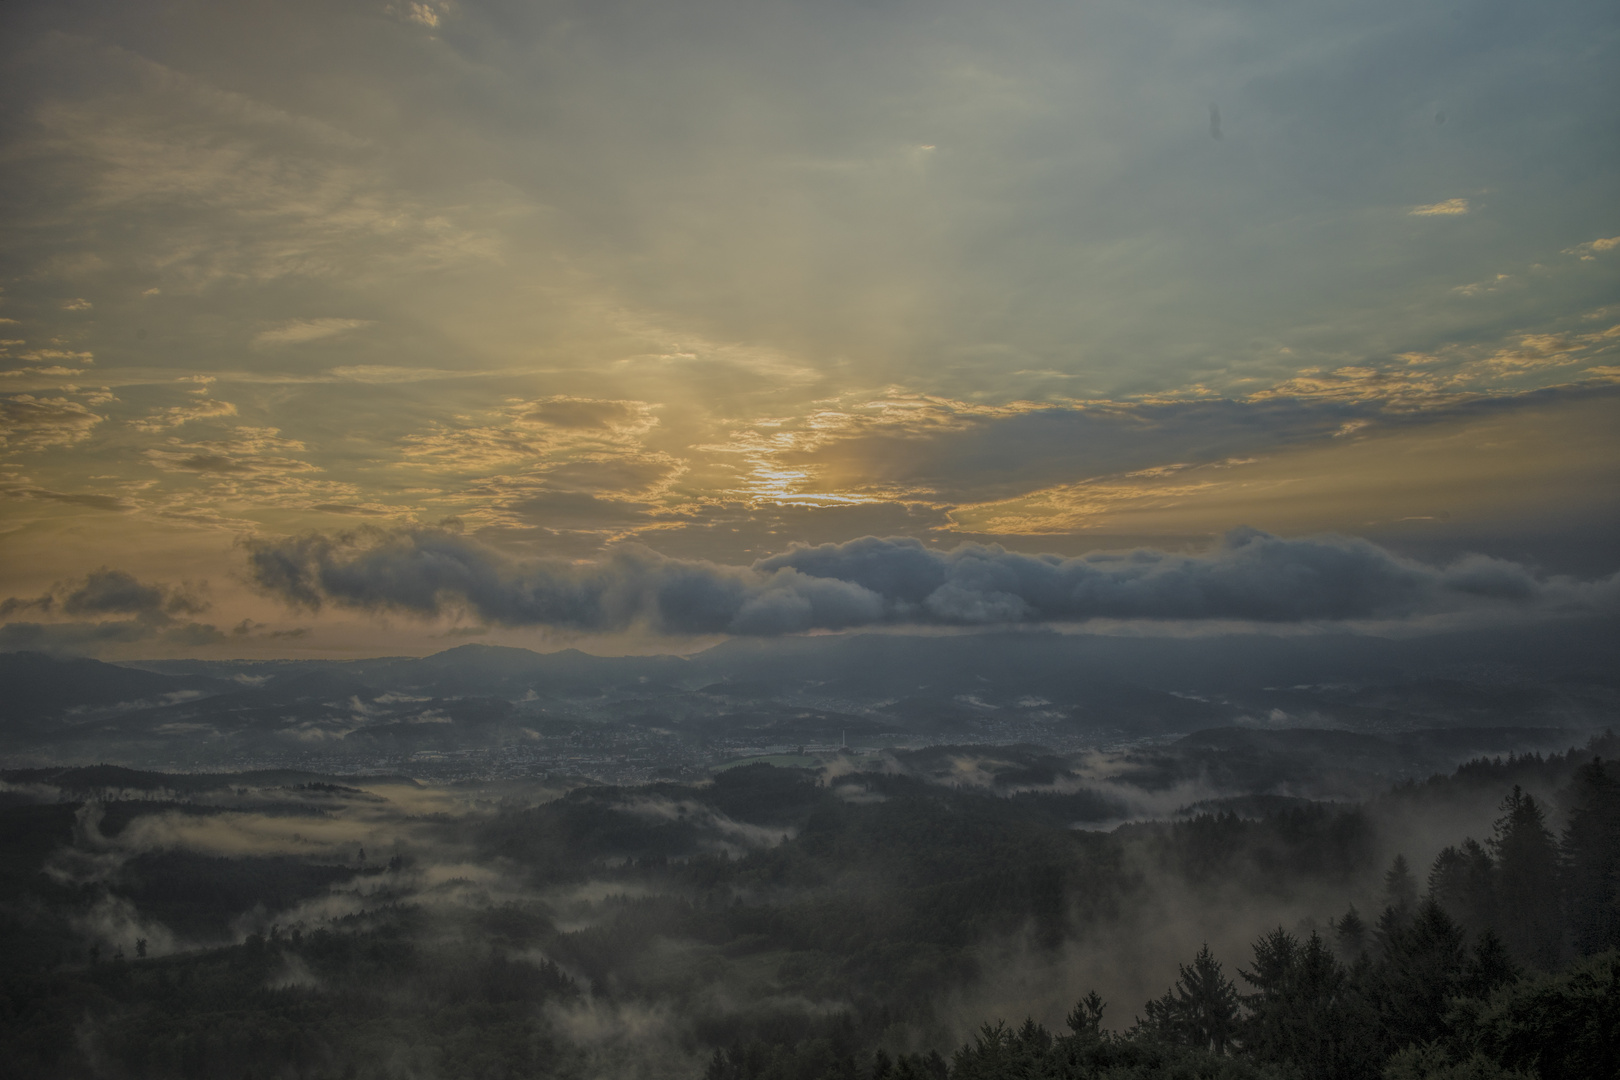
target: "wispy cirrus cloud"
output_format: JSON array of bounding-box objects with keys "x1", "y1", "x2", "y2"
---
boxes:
[
  {"x1": 0, "y1": 482, "x2": 134, "y2": 512},
  {"x1": 254, "y1": 318, "x2": 373, "y2": 347},
  {"x1": 16, "y1": 46, "x2": 503, "y2": 294},
  {"x1": 1409, "y1": 198, "x2": 1470, "y2": 216}
]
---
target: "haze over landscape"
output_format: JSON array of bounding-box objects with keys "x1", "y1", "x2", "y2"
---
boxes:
[{"x1": 1, "y1": 2, "x2": 1617, "y2": 1079}]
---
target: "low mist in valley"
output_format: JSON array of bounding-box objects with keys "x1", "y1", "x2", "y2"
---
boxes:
[{"x1": 2, "y1": 627, "x2": 1616, "y2": 1078}]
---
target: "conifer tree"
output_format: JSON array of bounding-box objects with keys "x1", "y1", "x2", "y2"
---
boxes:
[
  {"x1": 1460, "y1": 928, "x2": 1521, "y2": 1002},
  {"x1": 1427, "y1": 839, "x2": 1496, "y2": 937},
  {"x1": 1065, "y1": 991, "x2": 1106, "y2": 1038},
  {"x1": 1333, "y1": 905, "x2": 1368, "y2": 961},
  {"x1": 1384, "y1": 854, "x2": 1418, "y2": 918},
  {"x1": 1491, "y1": 786, "x2": 1562, "y2": 968},
  {"x1": 1239, "y1": 929, "x2": 1300, "y2": 1063},
  {"x1": 1561, "y1": 758, "x2": 1620, "y2": 956},
  {"x1": 1374, "y1": 856, "x2": 1420, "y2": 961},
  {"x1": 1144, "y1": 944, "x2": 1241, "y2": 1054},
  {"x1": 1241, "y1": 929, "x2": 1370, "y2": 1080},
  {"x1": 1377, "y1": 898, "x2": 1466, "y2": 1051}
]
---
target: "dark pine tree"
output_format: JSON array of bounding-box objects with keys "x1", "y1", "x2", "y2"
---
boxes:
[
  {"x1": 1373, "y1": 857, "x2": 1420, "y2": 961},
  {"x1": 1562, "y1": 757, "x2": 1620, "y2": 957},
  {"x1": 1376, "y1": 898, "x2": 1467, "y2": 1053},
  {"x1": 1459, "y1": 928, "x2": 1521, "y2": 1002},
  {"x1": 1307, "y1": 936, "x2": 1384, "y2": 1080},
  {"x1": 1144, "y1": 944, "x2": 1241, "y2": 1055},
  {"x1": 1065, "y1": 990, "x2": 1107, "y2": 1038},
  {"x1": 1491, "y1": 786, "x2": 1562, "y2": 969},
  {"x1": 1427, "y1": 839, "x2": 1496, "y2": 938},
  {"x1": 1333, "y1": 905, "x2": 1369, "y2": 962},
  {"x1": 1383, "y1": 855, "x2": 1419, "y2": 920},
  {"x1": 1240, "y1": 929, "x2": 1376, "y2": 1080}
]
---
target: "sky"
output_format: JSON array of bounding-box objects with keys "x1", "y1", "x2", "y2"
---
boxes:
[{"x1": 0, "y1": 0, "x2": 1616, "y2": 658}]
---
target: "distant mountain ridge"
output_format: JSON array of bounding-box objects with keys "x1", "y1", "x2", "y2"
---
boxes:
[
  {"x1": 0, "y1": 652, "x2": 225, "y2": 722},
  {"x1": 1, "y1": 619, "x2": 1614, "y2": 771},
  {"x1": 119, "y1": 613, "x2": 1620, "y2": 695}
]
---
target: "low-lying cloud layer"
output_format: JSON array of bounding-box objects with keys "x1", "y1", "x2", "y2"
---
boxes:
[
  {"x1": 246, "y1": 528, "x2": 1619, "y2": 636},
  {"x1": 0, "y1": 567, "x2": 226, "y2": 652}
]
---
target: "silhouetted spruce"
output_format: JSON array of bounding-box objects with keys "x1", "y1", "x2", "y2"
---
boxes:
[
  {"x1": 1562, "y1": 757, "x2": 1620, "y2": 956},
  {"x1": 1490, "y1": 786, "x2": 1562, "y2": 969}
]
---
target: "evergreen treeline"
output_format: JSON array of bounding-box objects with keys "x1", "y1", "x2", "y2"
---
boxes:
[
  {"x1": 931, "y1": 942, "x2": 1618, "y2": 1080},
  {"x1": 701, "y1": 759, "x2": 1620, "y2": 1080}
]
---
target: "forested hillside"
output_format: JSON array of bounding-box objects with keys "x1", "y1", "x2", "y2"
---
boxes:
[{"x1": 1, "y1": 736, "x2": 1615, "y2": 1079}]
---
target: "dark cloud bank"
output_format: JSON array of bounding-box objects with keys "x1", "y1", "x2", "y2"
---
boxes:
[
  {"x1": 0, "y1": 569, "x2": 222, "y2": 653},
  {"x1": 246, "y1": 528, "x2": 1620, "y2": 635}
]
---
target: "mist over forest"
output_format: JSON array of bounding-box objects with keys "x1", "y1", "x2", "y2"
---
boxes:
[{"x1": 2, "y1": 625, "x2": 1617, "y2": 1079}]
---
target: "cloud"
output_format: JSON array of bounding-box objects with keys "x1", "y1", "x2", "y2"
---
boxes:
[
  {"x1": 749, "y1": 394, "x2": 1388, "y2": 507},
  {"x1": 1410, "y1": 198, "x2": 1470, "y2": 216},
  {"x1": 722, "y1": 370, "x2": 1620, "y2": 518},
  {"x1": 60, "y1": 568, "x2": 172, "y2": 616},
  {"x1": 244, "y1": 527, "x2": 1619, "y2": 636},
  {"x1": 399, "y1": 397, "x2": 660, "y2": 473},
  {"x1": 144, "y1": 427, "x2": 319, "y2": 479},
  {"x1": 1, "y1": 0, "x2": 1616, "y2": 614},
  {"x1": 309, "y1": 502, "x2": 395, "y2": 516},
  {"x1": 518, "y1": 398, "x2": 651, "y2": 432},
  {"x1": 0, "y1": 483, "x2": 134, "y2": 511},
  {"x1": 0, "y1": 619, "x2": 157, "y2": 653},
  {"x1": 0, "y1": 394, "x2": 104, "y2": 450},
  {"x1": 497, "y1": 488, "x2": 658, "y2": 528},
  {"x1": 0, "y1": 568, "x2": 219, "y2": 654},
  {"x1": 244, "y1": 527, "x2": 882, "y2": 635},
  {"x1": 130, "y1": 395, "x2": 240, "y2": 432},
  {"x1": 3, "y1": 567, "x2": 210, "y2": 618},
  {"x1": 388, "y1": 3, "x2": 444, "y2": 30},
  {"x1": 17, "y1": 348, "x2": 94, "y2": 365},
  {"x1": 1564, "y1": 236, "x2": 1620, "y2": 261},
  {"x1": 324, "y1": 366, "x2": 477, "y2": 384},
  {"x1": 254, "y1": 318, "x2": 373, "y2": 346},
  {"x1": 3, "y1": 40, "x2": 505, "y2": 316},
  {"x1": 0, "y1": 616, "x2": 226, "y2": 655}
]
